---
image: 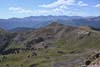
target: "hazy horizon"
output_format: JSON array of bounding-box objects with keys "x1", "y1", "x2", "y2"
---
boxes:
[{"x1": 0, "y1": 15, "x2": 99, "y2": 19}]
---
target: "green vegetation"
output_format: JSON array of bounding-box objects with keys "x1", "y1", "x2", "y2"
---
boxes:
[{"x1": 0, "y1": 23, "x2": 100, "y2": 67}]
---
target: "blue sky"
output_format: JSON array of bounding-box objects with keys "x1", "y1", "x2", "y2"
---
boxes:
[{"x1": 0, "y1": 0, "x2": 100, "y2": 18}]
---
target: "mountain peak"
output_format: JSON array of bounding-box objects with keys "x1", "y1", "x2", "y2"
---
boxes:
[{"x1": 48, "y1": 22, "x2": 63, "y2": 27}]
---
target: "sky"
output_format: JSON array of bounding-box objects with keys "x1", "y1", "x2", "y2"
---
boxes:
[{"x1": 0, "y1": 0, "x2": 100, "y2": 19}]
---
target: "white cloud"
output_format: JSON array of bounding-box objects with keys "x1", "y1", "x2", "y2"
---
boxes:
[
  {"x1": 8, "y1": 6, "x2": 66, "y2": 16},
  {"x1": 8, "y1": 6, "x2": 89, "y2": 16},
  {"x1": 77, "y1": 1, "x2": 88, "y2": 6},
  {"x1": 59, "y1": 5, "x2": 69, "y2": 9},
  {"x1": 37, "y1": 0, "x2": 89, "y2": 16},
  {"x1": 39, "y1": 0, "x2": 89, "y2": 8},
  {"x1": 35, "y1": 8, "x2": 66, "y2": 16},
  {"x1": 9, "y1": 7, "x2": 33, "y2": 14},
  {"x1": 8, "y1": 0, "x2": 90, "y2": 16},
  {"x1": 95, "y1": 4, "x2": 100, "y2": 8},
  {"x1": 39, "y1": 0, "x2": 76, "y2": 8}
]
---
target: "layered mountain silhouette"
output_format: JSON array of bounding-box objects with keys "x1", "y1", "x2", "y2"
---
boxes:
[
  {"x1": 0, "y1": 22, "x2": 100, "y2": 67},
  {"x1": 0, "y1": 16, "x2": 100, "y2": 30}
]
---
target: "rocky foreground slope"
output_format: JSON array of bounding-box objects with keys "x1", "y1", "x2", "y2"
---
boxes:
[{"x1": 0, "y1": 22, "x2": 100, "y2": 67}]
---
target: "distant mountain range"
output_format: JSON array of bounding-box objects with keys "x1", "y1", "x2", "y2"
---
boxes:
[{"x1": 0, "y1": 16, "x2": 100, "y2": 31}]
